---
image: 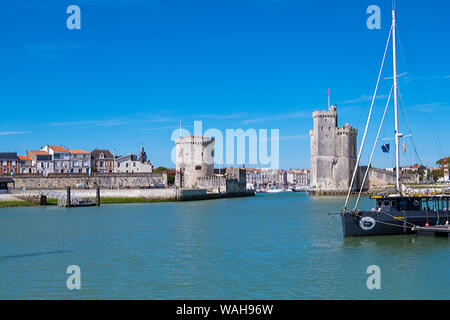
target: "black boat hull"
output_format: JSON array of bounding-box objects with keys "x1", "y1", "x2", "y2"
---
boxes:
[{"x1": 341, "y1": 209, "x2": 445, "y2": 237}]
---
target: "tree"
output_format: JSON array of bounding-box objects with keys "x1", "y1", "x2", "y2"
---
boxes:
[
  {"x1": 429, "y1": 168, "x2": 444, "y2": 183},
  {"x1": 153, "y1": 167, "x2": 175, "y2": 185}
]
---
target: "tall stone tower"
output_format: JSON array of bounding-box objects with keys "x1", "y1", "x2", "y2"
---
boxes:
[
  {"x1": 175, "y1": 135, "x2": 215, "y2": 189},
  {"x1": 309, "y1": 105, "x2": 357, "y2": 192}
]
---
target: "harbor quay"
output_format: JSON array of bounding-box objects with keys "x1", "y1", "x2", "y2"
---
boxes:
[{"x1": 9, "y1": 187, "x2": 254, "y2": 204}]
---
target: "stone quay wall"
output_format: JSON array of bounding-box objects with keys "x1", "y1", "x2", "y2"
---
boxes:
[
  {"x1": 12, "y1": 188, "x2": 254, "y2": 202},
  {"x1": 7, "y1": 173, "x2": 168, "y2": 190}
]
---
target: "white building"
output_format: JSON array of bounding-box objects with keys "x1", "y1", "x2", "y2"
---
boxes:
[
  {"x1": 69, "y1": 150, "x2": 91, "y2": 174},
  {"x1": 42, "y1": 145, "x2": 71, "y2": 173},
  {"x1": 115, "y1": 146, "x2": 153, "y2": 173},
  {"x1": 26, "y1": 150, "x2": 54, "y2": 175}
]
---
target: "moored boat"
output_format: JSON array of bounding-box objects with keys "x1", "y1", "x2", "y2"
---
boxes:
[{"x1": 339, "y1": 8, "x2": 448, "y2": 237}]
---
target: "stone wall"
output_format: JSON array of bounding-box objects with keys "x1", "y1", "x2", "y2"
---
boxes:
[
  {"x1": 8, "y1": 173, "x2": 168, "y2": 190},
  {"x1": 358, "y1": 166, "x2": 420, "y2": 190},
  {"x1": 197, "y1": 176, "x2": 226, "y2": 193},
  {"x1": 196, "y1": 168, "x2": 247, "y2": 194}
]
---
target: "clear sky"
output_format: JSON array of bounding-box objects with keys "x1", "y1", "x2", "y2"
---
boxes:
[{"x1": 1, "y1": 0, "x2": 449, "y2": 169}]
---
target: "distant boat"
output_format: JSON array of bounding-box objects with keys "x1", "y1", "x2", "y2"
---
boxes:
[{"x1": 339, "y1": 9, "x2": 449, "y2": 237}]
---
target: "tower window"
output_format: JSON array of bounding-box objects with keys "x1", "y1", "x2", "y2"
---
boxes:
[{"x1": 195, "y1": 166, "x2": 202, "y2": 170}]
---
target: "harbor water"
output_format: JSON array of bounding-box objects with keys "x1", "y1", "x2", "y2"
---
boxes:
[{"x1": 0, "y1": 192, "x2": 449, "y2": 299}]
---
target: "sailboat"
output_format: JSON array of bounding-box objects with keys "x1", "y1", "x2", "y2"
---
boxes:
[{"x1": 340, "y1": 9, "x2": 450, "y2": 237}]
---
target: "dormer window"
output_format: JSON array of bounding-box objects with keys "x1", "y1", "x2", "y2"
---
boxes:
[{"x1": 100, "y1": 153, "x2": 104, "y2": 159}]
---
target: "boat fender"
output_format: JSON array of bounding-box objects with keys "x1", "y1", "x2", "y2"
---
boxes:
[{"x1": 425, "y1": 222, "x2": 430, "y2": 227}]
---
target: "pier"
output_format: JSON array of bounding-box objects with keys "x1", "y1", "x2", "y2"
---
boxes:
[{"x1": 412, "y1": 225, "x2": 450, "y2": 237}]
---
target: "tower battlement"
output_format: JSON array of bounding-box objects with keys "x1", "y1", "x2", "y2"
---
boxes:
[
  {"x1": 175, "y1": 135, "x2": 215, "y2": 146},
  {"x1": 336, "y1": 125, "x2": 358, "y2": 136}
]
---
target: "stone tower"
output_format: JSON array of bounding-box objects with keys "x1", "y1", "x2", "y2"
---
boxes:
[
  {"x1": 175, "y1": 135, "x2": 215, "y2": 189},
  {"x1": 309, "y1": 105, "x2": 357, "y2": 192}
]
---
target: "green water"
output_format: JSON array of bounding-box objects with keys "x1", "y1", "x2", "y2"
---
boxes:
[{"x1": 0, "y1": 193, "x2": 448, "y2": 299}]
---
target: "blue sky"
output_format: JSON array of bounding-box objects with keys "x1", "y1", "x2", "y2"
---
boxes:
[{"x1": 1, "y1": 0, "x2": 449, "y2": 169}]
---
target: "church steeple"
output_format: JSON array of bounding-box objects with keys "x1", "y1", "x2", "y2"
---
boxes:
[{"x1": 139, "y1": 145, "x2": 147, "y2": 163}]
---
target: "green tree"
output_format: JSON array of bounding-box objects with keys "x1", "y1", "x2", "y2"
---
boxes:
[{"x1": 429, "y1": 168, "x2": 444, "y2": 183}]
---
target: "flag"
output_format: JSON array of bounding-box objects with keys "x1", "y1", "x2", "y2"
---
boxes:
[
  {"x1": 403, "y1": 141, "x2": 406, "y2": 153},
  {"x1": 381, "y1": 143, "x2": 390, "y2": 153}
]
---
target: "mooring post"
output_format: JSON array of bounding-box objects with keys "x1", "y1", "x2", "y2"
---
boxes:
[
  {"x1": 66, "y1": 186, "x2": 71, "y2": 208},
  {"x1": 96, "y1": 186, "x2": 101, "y2": 206},
  {"x1": 39, "y1": 195, "x2": 47, "y2": 205}
]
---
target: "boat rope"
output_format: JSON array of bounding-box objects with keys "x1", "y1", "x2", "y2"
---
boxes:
[
  {"x1": 374, "y1": 219, "x2": 414, "y2": 230},
  {"x1": 354, "y1": 85, "x2": 394, "y2": 211},
  {"x1": 372, "y1": 209, "x2": 417, "y2": 227},
  {"x1": 343, "y1": 24, "x2": 393, "y2": 211}
]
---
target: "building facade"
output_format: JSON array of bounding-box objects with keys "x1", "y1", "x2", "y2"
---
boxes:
[
  {"x1": 115, "y1": 147, "x2": 153, "y2": 173},
  {"x1": 91, "y1": 149, "x2": 115, "y2": 173},
  {"x1": 27, "y1": 150, "x2": 53, "y2": 175},
  {"x1": 42, "y1": 146, "x2": 71, "y2": 173},
  {"x1": 286, "y1": 169, "x2": 310, "y2": 187},
  {"x1": 69, "y1": 150, "x2": 91, "y2": 174},
  {"x1": 18, "y1": 156, "x2": 33, "y2": 173},
  {"x1": 0, "y1": 153, "x2": 19, "y2": 174}
]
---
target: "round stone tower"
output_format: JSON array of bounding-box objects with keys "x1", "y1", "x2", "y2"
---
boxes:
[
  {"x1": 175, "y1": 135, "x2": 215, "y2": 189},
  {"x1": 309, "y1": 105, "x2": 357, "y2": 192}
]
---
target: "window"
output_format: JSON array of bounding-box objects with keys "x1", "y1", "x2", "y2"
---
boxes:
[
  {"x1": 195, "y1": 166, "x2": 202, "y2": 170},
  {"x1": 126, "y1": 163, "x2": 129, "y2": 168}
]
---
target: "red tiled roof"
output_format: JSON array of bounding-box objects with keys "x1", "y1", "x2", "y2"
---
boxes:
[
  {"x1": 28, "y1": 150, "x2": 49, "y2": 155},
  {"x1": 18, "y1": 156, "x2": 31, "y2": 161},
  {"x1": 49, "y1": 146, "x2": 68, "y2": 152},
  {"x1": 68, "y1": 150, "x2": 90, "y2": 154}
]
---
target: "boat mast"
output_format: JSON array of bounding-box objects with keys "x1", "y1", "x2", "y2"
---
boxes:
[{"x1": 392, "y1": 9, "x2": 401, "y2": 192}]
